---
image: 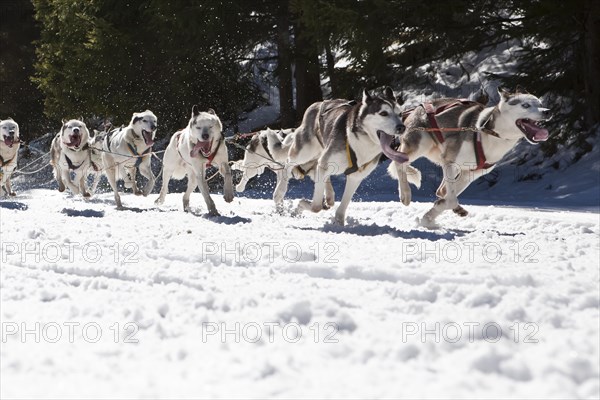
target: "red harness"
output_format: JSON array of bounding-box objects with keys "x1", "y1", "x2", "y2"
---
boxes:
[{"x1": 422, "y1": 101, "x2": 494, "y2": 171}]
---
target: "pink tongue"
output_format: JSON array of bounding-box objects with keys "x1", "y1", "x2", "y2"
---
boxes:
[
  {"x1": 523, "y1": 121, "x2": 549, "y2": 141},
  {"x1": 5, "y1": 137, "x2": 14, "y2": 147},
  {"x1": 143, "y1": 131, "x2": 154, "y2": 146},
  {"x1": 379, "y1": 132, "x2": 409, "y2": 163},
  {"x1": 191, "y1": 141, "x2": 211, "y2": 158}
]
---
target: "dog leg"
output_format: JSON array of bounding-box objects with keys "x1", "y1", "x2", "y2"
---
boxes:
[
  {"x1": 218, "y1": 161, "x2": 234, "y2": 203},
  {"x1": 195, "y1": 168, "x2": 218, "y2": 216},
  {"x1": 451, "y1": 172, "x2": 473, "y2": 217},
  {"x1": 235, "y1": 162, "x2": 258, "y2": 192},
  {"x1": 310, "y1": 163, "x2": 332, "y2": 213},
  {"x1": 334, "y1": 174, "x2": 362, "y2": 225},
  {"x1": 77, "y1": 171, "x2": 90, "y2": 198},
  {"x1": 54, "y1": 165, "x2": 66, "y2": 192},
  {"x1": 399, "y1": 163, "x2": 412, "y2": 206},
  {"x1": 90, "y1": 173, "x2": 101, "y2": 194},
  {"x1": 273, "y1": 169, "x2": 289, "y2": 211},
  {"x1": 325, "y1": 178, "x2": 335, "y2": 208},
  {"x1": 105, "y1": 166, "x2": 122, "y2": 209},
  {"x1": 420, "y1": 164, "x2": 461, "y2": 227},
  {"x1": 155, "y1": 164, "x2": 175, "y2": 206},
  {"x1": 138, "y1": 160, "x2": 155, "y2": 196},
  {"x1": 61, "y1": 169, "x2": 80, "y2": 195},
  {"x1": 5, "y1": 177, "x2": 15, "y2": 196},
  {"x1": 182, "y1": 172, "x2": 198, "y2": 212}
]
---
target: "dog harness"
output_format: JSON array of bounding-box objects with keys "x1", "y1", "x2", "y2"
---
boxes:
[
  {"x1": 345, "y1": 140, "x2": 359, "y2": 175},
  {"x1": 127, "y1": 142, "x2": 152, "y2": 168},
  {"x1": 260, "y1": 135, "x2": 274, "y2": 162},
  {"x1": 421, "y1": 100, "x2": 496, "y2": 171}
]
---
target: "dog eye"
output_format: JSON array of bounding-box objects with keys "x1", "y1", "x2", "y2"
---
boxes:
[
  {"x1": 522, "y1": 103, "x2": 530, "y2": 109},
  {"x1": 379, "y1": 111, "x2": 389, "y2": 116}
]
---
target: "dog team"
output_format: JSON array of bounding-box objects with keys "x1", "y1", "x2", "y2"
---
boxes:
[{"x1": 1, "y1": 86, "x2": 550, "y2": 226}]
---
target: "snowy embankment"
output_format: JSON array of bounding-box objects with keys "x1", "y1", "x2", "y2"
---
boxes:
[{"x1": 1, "y1": 188, "x2": 599, "y2": 398}]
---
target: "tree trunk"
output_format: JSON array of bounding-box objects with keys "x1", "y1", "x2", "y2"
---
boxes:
[
  {"x1": 324, "y1": 37, "x2": 338, "y2": 99},
  {"x1": 294, "y1": 21, "x2": 322, "y2": 120},
  {"x1": 276, "y1": 0, "x2": 295, "y2": 127},
  {"x1": 583, "y1": 0, "x2": 600, "y2": 130}
]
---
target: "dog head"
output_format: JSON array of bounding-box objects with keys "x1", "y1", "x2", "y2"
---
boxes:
[
  {"x1": 0, "y1": 118, "x2": 19, "y2": 148},
  {"x1": 60, "y1": 118, "x2": 90, "y2": 150},
  {"x1": 89, "y1": 130, "x2": 107, "y2": 169},
  {"x1": 360, "y1": 87, "x2": 406, "y2": 143},
  {"x1": 130, "y1": 110, "x2": 157, "y2": 146},
  {"x1": 498, "y1": 87, "x2": 550, "y2": 144},
  {"x1": 188, "y1": 105, "x2": 223, "y2": 158}
]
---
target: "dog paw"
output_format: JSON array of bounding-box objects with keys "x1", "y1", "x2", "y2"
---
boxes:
[
  {"x1": 297, "y1": 199, "x2": 311, "y2": 212},
  {"x1": 8, "y1": 191, "x2": 16, "y2": 197},
  {"x1": 333, "y1": 214, "x2": 346, "y2": 226},
  {"x1": 453, "y1": 206, "x2": 468, "y2": 217},
  {"x1": 401, "y1": 193, "x2": 411, "y2": 206},
  {"x1": 83, "y1": 192, "x2": 91, "y2": 198},
  {"x1": 224, "y1": 192, "x2": 234, "y2": 203},
  {"x1": 208, "y1": 209, "x2": 220, "y2": 217},
  {"x1": 417, "y1": 216, "x2": 440, "y2": 230},
  {"x1": 155, "y1": 197, "x2": 164, "y2": 205}
]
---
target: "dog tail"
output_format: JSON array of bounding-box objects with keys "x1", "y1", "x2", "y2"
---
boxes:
[
  {"x1": 266, "y1": 129, "x2": 291, "y2": 161},
  {"x1": 387, "y1": 163, "x2": 421, "y2": 189}
]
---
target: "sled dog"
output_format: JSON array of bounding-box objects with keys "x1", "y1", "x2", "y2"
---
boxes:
[
  {"x1": 50, "y1": 119, "x2": 92, "y2": 197},
  {"x1": 388, "y1": 87, "x2": 550, "y2": 227},
  {"x1": 102, "y1": 110, "x2": 157, "y2": 208},
  {"x1": 155, "y1": 106, "x2": 233, "y2": 215},
  {"x1": 287, "y1": 87, "x2": 408, "y2": 224},
  {"x1": 0, "y1": 118, "x2": 21, "y2": 196}
]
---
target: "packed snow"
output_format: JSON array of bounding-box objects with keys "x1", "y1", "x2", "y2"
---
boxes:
[{"x1": 1, "y1": 177, "x2": 599, "y2": 398}]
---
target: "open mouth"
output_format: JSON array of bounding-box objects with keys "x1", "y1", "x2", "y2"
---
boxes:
[
  {"x1": 190, "y1": 140, "x2": 213, "y2": 158},
  {"x1": 4, "y1": 136, "x2": 15, "y2": 148},
  {"x1": 67, "y1": 133, "x2": 82, "y2": 148},
  {"x1": 516, "y1": 119, "x2": 549, "y2": 143},
  {"x1": 142, "y1": 129, "x2": 155, "y2": 146},
  {"x1": 377, "y1": 130, "x2": 409, "y2": 164}
]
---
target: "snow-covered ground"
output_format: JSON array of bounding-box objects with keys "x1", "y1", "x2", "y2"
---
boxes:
[{"x1": 1, "y1": 186, "x2": 598, "y2": 398}]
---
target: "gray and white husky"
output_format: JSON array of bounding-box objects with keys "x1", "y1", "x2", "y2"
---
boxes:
[
  {"x1": 287, "y1": 87, "x2": 408, "y2": 225},
  {"x1": 50, "y1": 118, "x2": 92, "y2": 197},
  {"x1": 155, "y1": 106, "x2": 233, "y2": 215},
  {"x1": 232, "y1": 128, "x2": 322, "y2": 210},
  {"x1": 102, "y1": 110, "x2": 157, "y2": 209},
  {"x1": 388, "y1": 87, "x2": 550, "y2": 227},
  {"x1": 0, "y1": 118, "x2": 20, "y2": 196}
]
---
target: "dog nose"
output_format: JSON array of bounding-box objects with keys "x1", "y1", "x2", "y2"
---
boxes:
[
  {"x1": 73, "y1": 127, "x2": 80, "y2": 134},
  {"x1": 151, "y1": 124, "x2": 157, "y2": 131},
  {"x1": 396, "y1": 124, "x2": 406, "y2": 134},
  {"x1": 202, "y1": 133, "x2": 210, "y2": 140},
  {"x1": 542, "y1": 109, "x2": 551, "y2": 118}
]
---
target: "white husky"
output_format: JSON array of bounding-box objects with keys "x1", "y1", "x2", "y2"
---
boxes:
[
  {"x1": 50, "y1": 119, "x2": 92, "y2": 197},
  {"x1": 155, "y1": 106, "x2": 233, "y2": 215},
  {"x1": 0, "y1": 118, "x2": 21, "y2": 196}
]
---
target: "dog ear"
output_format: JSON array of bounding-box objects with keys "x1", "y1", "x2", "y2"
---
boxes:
[
  {"x1": 383, "y1": 87, "x2": 396, "y2": 102},
  {"x1": 515, "y1": 85, "x2": 529, "y2": 94},
  {"x1": 497, "y1": 87, "x2": 511, "y2": 101},
  {"x1": 62, "y1": 118, "x2": 67, "y2": 125},
  {"x1": 79, "y1": 116, "x2": 84, "y2": 122},
  {"x1": 362, "y1": 89, "x2": 372, "y2": 103},
  {"x1": 396, "y1": 91, "x2": 405, "y2": 106},
  {"x1": 192, "y1": 105, "x2": 200, "y2": 117},
  {"x1": 131, "y1": 113, "x2": 143, "y2": 125},
  {"x1": 207, "y1": 108, "x2": 216, "y2": 115}
]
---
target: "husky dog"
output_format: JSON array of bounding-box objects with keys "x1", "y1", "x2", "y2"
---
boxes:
[
  {"x1": 50, "y1": 119, "x2": 92, "y2": 197},
  {"x1": 102, "y1": 110, "x2": 157, "y2": 209},
  {"x1": 231, "y1": 128, "x2": 324, "y2": 210},
  {"x1": 0, "y1": 118, "x2": 21, "y2": 196},
  {"x1": 155, "y1": 106, "x2": 233, "y2": 215},
  {"x1": 388, "y1": 87, "x2": 550, "y2": 227},
  {"x1": 287, "y1": 87, "x2": 408, "y2": 225}
]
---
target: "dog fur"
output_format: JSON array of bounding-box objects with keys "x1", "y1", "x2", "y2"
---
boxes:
[
  {"x1": 388, "y1": 87, "x2": 550, "y2": 227},
  {"x1": 102, "y1": 110, "x2": 157, "y2": 209},
  {"x1": 155, "y1": 106, "x2": 233, "y2": 215},
  {"x1": 0, "y1": 118, "x2": 21, "y2": 196}
]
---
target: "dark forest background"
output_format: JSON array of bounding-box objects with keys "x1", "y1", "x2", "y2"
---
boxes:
[{"x1": 1, "y1": 0, "x2": 598, "y2": 154}]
